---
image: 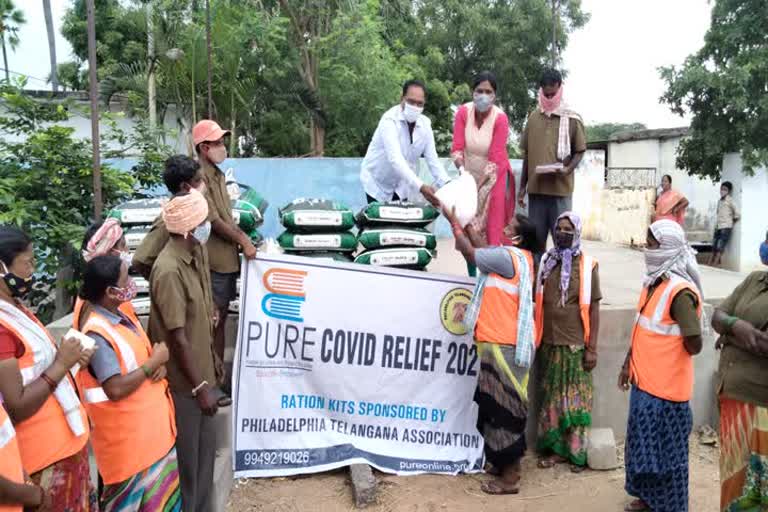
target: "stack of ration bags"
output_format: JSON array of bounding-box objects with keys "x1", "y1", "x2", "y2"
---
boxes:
[
  {"x1": 108, "y1": 198, "x2": 165, "y2": 316},
  {"x1": 277, "y1": 199, "x2": 358, "y2": 261},
  {"x1": 354, "y1": 201, "x2": 438, "y2": 271}
]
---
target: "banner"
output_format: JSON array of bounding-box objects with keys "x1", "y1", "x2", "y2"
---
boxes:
[{"x1": 232, "y1": 255, "x2": 484, "y2": 477}]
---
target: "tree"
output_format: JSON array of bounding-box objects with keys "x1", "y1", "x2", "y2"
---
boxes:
[
  {"x1": 0, "y1": 0, "x2": 26, "y2": 83},
  {"x1": 586, "y1": 122, "x2": 647, "y2": 142},
  {"x1": 43, "y1": 0, "x2": 58, "y2": 92},
  {"x1": 49, "y1": 61, "x2": 87, "y2": 92},
  {"x1": 660, "y1": 0, "x2": 768, "y2": 179}
]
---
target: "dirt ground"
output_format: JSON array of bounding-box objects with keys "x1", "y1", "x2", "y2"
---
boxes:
[{"x1": 226, "y1": 439, "x2": 720, "y2": 512}]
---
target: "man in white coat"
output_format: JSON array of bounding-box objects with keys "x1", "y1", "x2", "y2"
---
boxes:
[{"x1": 360, "y1": 79, "x2": 448, "y2": 206}]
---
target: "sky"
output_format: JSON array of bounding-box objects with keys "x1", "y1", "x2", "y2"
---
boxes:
[{"x1": 8, "y1": 0, "x2": 712, "y2": 130}]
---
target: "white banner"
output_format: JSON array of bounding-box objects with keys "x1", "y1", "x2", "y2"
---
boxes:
[{"x1": 232, "y1": 254, "x2": 484, "y2": 477}]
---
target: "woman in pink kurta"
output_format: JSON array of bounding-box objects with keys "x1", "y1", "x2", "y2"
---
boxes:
[{"x1": 451, "y1": 72, "x2": 516, "y2": 276}]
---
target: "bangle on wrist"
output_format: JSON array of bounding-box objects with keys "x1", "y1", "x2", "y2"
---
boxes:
[
  {"x1": 40, "y1": 372, "x2": 57, "y2": 392},
  {"x1": 723, "y1": 315, "x2": 739, "y2": 334},
  {"x1": 191, "y1": 380, "x2": 208, "y2": 397},
  {"x1": 141, "y1": 364, "x2": 152, "y2": 378}
]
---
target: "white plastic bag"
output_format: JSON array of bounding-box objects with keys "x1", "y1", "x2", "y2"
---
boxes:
[
  {"x1": 435, "y1": 169, "x2": 477, "y2": 227},
  {"x1": 225, "y1": 167, "x2": 241, "y2": 200}
]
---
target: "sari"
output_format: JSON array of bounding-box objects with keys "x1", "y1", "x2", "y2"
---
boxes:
[
  {"x1": 100, "y1": 447, "x2": 181, "y2": 512},
  {"x1": 655, "y1": 189, "x2": 687, "y2": 226},
  {"x1": 28, "y1": 446, "x2": 98, "y2": 512}
]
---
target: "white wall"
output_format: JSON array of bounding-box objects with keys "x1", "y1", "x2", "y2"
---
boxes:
[
  {"x1": 607, "y1": 139, "x2": 659, "y2": 168},
  {"x1": 721, "y1": 153, "x2": 768, "y2": 273}
]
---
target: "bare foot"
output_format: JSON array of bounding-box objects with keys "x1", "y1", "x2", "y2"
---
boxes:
[{"x1": 481, "y1": 479, "x2": 520, "y2": 495}]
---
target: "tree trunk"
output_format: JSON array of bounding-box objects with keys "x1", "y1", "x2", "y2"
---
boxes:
[
  {"x1": 147, "y1": 1, "x2": 157, "y2": 129},
  {"x1": 229, "y1": 89, "x2": 237, "y2": 156},
  {"x1": 43, "y1": 0, "x2": 58, "y2": 92},
  {"x1": 311, "y1": 119, "x2": 325, "y2": 156},
  {"x1": 1, "y1": 35, "x2": 9, "y2": 83},
  {"x1": 205, "y1": 0, "x2": 213, "y2": 118}
]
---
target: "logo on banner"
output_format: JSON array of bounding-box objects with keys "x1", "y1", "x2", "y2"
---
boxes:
[
  {"x1": 261, "y1": 268, "x2": 308, "y2": 322},
  {"x1": 439, "y1": 288, "x2": 473, "y2": 335}
]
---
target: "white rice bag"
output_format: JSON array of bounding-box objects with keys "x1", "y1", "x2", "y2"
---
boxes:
[{"x1": 435, "y1": 170, "x2": 477, "y2": 228}]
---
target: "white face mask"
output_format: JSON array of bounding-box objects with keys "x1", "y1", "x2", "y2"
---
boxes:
[
  {"x1": 191, "y1": 221, "x2": 211, "y2": 245},
  {"x1": 117, "y1": 251, "x2": 133, "y2": 266},
  {"x1": 402, "y1": 103, "x2": 423, "y2": 123},
  {"x1": 473, "y1": 92, "x2": 495, "y2": 113}
]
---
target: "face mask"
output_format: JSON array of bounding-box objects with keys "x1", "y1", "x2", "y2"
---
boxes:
[
  {"x1": 110, "y1": 278, "x2": 138, "y2": 303},
  {"x1": 206, "y1": 144, "x2": 227, "y2": 165},
  {"x1": 195, "y1": 181, "x2": 207, "y2": 196},
  {"x1": 0, "y1": 262, "x2": 34, "y2": 299},
  {"x1": 192, "y1": 221, "x2": 211, "y2": 245},
  {"x1": 473, "y1": 93, "x2": 494, "y2": 113},
  {"x1": 555, "y1": 231, "x2": 574, "y2": 249},
  {"x1": 760, "y1": 242, "x2": 768, "y2": 266},
  {"x1": 402, "y1": 103, "x2": 423, "y2": 123},
  {"x1": 117, "y1": 251, "x2": 133, "y2": 266}
]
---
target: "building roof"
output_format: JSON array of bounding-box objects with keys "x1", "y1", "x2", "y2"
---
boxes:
[{"x1": 590, "y1": 126, "x2": 689, "y2": 146}]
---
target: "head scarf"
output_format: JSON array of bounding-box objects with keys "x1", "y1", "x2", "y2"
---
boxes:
[
  {"x1": 83, "y1": 218, "x2": 123, "y2": 262},
  {"x1": 162, "y1": 189, "x2": 209, "y2": 236},
  {"x1": 644, "y1": 219, "x2": 704, "y2": 299},
  {"x1": 539, "y1": 211, "x2": 582, "y2": 307}
]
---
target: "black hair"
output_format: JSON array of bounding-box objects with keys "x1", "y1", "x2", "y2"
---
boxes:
[
  {"x1": 0, "y1": 225, "x2": 32, "y2": 268},
  {"x1": 721, "y1": 181, "x2": 733, "y2": 193},
  {"x1": 164, "y1": 155, "x2": 201, "y2": 194},
  {"x1": 472, "y1": 71, "x2": 498, "y2": 93},
  {"x1": 662, "y1": 174, "x2": 672, "y2": 184},
  {"x1": 401, "y1": 79, "x2": 426, "y2": 97},
  {"x1": 539, "y1": 68, "x2": 562, "y2": 88},
  {"x1": 79, "y1": 255, "x2": 123, "y2": 303},
  {"x1": 514, "y1": 214, "x2": 539, "y2": 254}
]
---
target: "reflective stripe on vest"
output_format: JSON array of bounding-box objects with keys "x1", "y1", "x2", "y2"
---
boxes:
[
  {"x1": 0, "y1": 407, "x2": 23, "y2": 512},
  {"x1": 0, "y1": 415, "x2": 15, "y2": 449},
  {"x1": 79, "y1": 316, "x2": 140, "y2": 404},
  {"x1": 580, "y1": 255, "x2": 594, "y2": 305},
  {"x1": 633, "y1": 276, "x2": 690, "y2": 335},
  {"x1": 485, "y1": 276, "x2": 519, "y2": 296}
]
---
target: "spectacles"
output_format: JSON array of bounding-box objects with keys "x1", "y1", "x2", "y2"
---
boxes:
[
  {"x1": 404, "y1": 98, "x2": 425, "y2": 108},
  {"x1": 204, "y1": 139, "x2": 225, "y2": 147}
]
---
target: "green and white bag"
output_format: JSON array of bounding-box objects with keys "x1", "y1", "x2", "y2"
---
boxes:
[
  {"x1": 280, "y1": 198, "x2": 356, "y2": 232},
  {"x1": 357, "y1": 201, "x2": 440, "y2": 228},
  {"x1": 239, "y1": 186, "x2": 269, "y2": 214},
  {"x1": 357, "y1": 227, "x2": 436, "y2": 251},
  {"x1": 296, "y1": 252, "x2": 354, "y2": 263},
  {"x1": 246, "y1": 229, "x2": 264, "y2": 247},
  {"x1": 109, "y1": 198, "x2": 165, "y2": 226},
  {"x1": 232, "y1": 199, "x2": 264, "y2": 233},
  {"x1": 123, "y1": 226, "x2": 151, "y2": 250},
  {"x1": 354, "y1": 247, "x2": 433, "y2": 269},
  {"x1": 278, "y1": 231, "x2": 357, "y2": 252}
]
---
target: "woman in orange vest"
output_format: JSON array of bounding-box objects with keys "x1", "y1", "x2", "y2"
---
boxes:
[
  {"x1": 77, "y1": 254, "x2": 180, "y2": 511},
  {"x1": 0, "y1": 225, "x2": 97, "y2": 510},
  {"x1": 534, "y1": 212, "x2": 601, "y2": 472},
  {"x1": 76, "y1": 218, "x2": 133, "y2": 330},
  {"x1": 618, "y1": 220, "x2": 703, "y2": 512},
  {"x1": 0, "y1": 399, "x2": 50, "y2": 511},
  {"x1": 443, "y1": 205, "x2": 539, "y2": 495}
]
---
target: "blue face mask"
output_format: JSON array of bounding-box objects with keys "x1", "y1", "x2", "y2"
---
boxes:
[
  {"x1": 760, "y1": 241, "x2": 768, "y2": 266},
  {"x1": 192, "y1": 221, "x2": 211, "y2": 245}
]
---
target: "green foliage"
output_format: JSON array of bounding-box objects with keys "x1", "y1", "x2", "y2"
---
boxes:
[
  {"x1": 586, "y1": 122, "x2": 647, "y2": 142},
  {"x1": 660, "y1": 0, "x2": 768, "y2": 179},
  {"x1": 49, "y1": 61, "x2": 87, "y2": 92},
  {"x1": 0, "y1": 81, "x2": 160, "y2": 320}
]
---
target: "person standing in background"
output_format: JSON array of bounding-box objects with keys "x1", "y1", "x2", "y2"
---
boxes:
[
  {"x1": 451, "y1": 71, "x2": 515, "y2": 276},
  {"x1": 194, "y1": 120, "x2": 258, "y2": 403},
  {"x1": 653, "y1": 174, "x2": 689, "y2": 226},
  {"x1": 360, "y1": 79, "x2": 448, "y2": 206},
  {"x1": 709, "y1": 181, "x2": 740, "y2": 267},
  {"x1": 518, "y1": 69, "x2": 587, "y2": 263}
]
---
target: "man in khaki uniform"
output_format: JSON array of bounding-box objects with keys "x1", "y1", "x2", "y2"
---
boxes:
[
  {"x1": 518, "y1": 69, "x2": 587, "y2": 263},
  {"x1": 149, "y1": 190, "x2": 218, "y2": 512},
  {"x1": 192, "y1": 120, "x2": 257, "y2": 398}
]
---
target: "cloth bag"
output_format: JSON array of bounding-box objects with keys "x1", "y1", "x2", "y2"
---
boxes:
[{"x1": 435, "y1": 170, "x2": 478, "y2": 228}]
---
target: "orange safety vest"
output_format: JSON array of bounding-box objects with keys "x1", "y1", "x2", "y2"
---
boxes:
[
  {"x1": 474, "y1": 249, "x2": 534, "y2": 345},
  {"x1": 629, "y1": 277, "x2": 702, "y2": 402},
  {"x1": 0, "y1": 405, "x2": 24, "y2": 512},
  {"x1": 76, "y1": 307, "x2": 176, "y2": 485},
  {"x1": 534, "y1": 254, "x2": 598, "y2": 347},
  {"x1": 72, "y1": 297, "x2": 136, "y2": 331},
  {"x1": 0, "y1": 311, "x2": 89, "y2": 474}
]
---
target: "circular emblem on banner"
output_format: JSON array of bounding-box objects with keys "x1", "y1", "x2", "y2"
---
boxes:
[{"x1": 440, "y1": 288, "x2": 473, "y2": 335}]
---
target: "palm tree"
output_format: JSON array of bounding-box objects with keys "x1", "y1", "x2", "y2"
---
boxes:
[
  {"x1": 0, "y1": 0, "x2": 26, "y2": 83},
  {"x1": 42, "y1": 0, "x2": 58, "y2": 92}
]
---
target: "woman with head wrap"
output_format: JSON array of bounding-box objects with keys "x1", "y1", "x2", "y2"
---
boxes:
[
  {"x1": 619, "y1": 219, "x2": 704, "y2": 512},
  {"x1": 75, "y1": 218, "x2": 135, "y2": 331},
  {"x1": 534, "y1": 212, "x2": 601, "y2": 472},
  {"x1": 147, "y1": 190, "x2": 220, "y2": 512}
]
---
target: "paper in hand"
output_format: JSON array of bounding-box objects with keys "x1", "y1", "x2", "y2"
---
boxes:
[
  {"x1": 64, "y1": 328, "x2": 96, "y2": 377},
  {"x1": 535, "y1": 163, "x2": 564, "y2": 174}
]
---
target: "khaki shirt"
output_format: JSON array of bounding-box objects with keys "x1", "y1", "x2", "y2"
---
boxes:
[
  {"x1": 202, "y1": 160, "x2": 240, "y2": 274},
  {"x1": 542, "y1": 255, "x2": 602, "y2": 346},
  {"x1": 717, "y1": 271, "x2": 768, "y2": 407},
  {"x1": 147, "y1": 237, "x2": 216, "y2": 393},
  {"x1": 716, "y1": 195, "x2": 740, "y2": 229},
  {"x1": 132, "y1": 216, "x2": 168, "y2": 273},
  {"x1": 520, "y1": 110, "x2": 587, "y2": 197}
]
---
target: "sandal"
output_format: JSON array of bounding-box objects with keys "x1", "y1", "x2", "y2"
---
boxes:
[
  {"x1": 217, "y1": 396, "x2": 233, "y2": 408},
  {"x1": 624, "y1": 499, "x2": 650, "y2": 511},
  {"x1": 570, "y1": 464, "x2": 587, "y2": 474},
  {"x1": 481, "y1": 480, "x2": 520, "y2": 495},
  {"x1": 537, "y1": 455, "x2": 567, "y2": 469}
]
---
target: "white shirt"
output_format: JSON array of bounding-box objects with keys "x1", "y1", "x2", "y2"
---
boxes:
[{"x1": 360, "y1": 105, "x2": 449, "y2": 202}]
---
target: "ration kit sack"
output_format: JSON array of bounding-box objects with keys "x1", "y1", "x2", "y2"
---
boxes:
[{"x1": 278, "y1": 198, "x2": 358, "y2": 261}]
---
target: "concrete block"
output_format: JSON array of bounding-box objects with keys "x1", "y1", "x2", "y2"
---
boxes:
[
  {"x1": 349, "y1": 464, "x2": 377, "y2": 508},
  {"x1": 213, "y1": 407, "x2": 234, "y2": 511},
  {"x1": 587, "y1": 428, "x2": 620, "y2": 470}
]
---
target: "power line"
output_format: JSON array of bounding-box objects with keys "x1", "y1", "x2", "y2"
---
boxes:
[{"x1": 0, "y1": 68, "x2": 51, "y2": 85}]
